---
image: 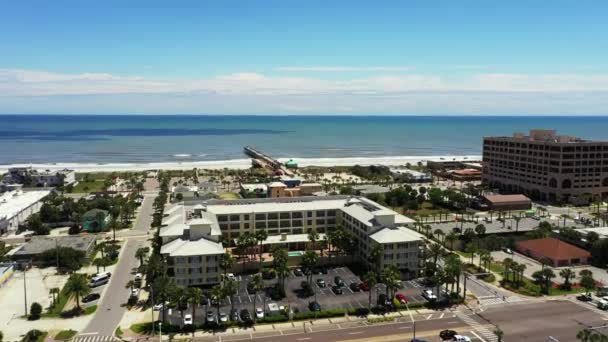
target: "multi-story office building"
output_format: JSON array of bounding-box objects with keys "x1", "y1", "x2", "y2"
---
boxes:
[
  {"x1": 483, "y1": 129, "x2": 608, "y2": 203},
  {"x1": 159, "y1": 196, "x2": 424, "y2": 287}
]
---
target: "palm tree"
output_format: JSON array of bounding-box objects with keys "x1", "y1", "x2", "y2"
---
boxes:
[
  {"x1": 302, "y1": 250, "x2": 319, "y2": 287},
  {"x1": 125, "y1": 280, "x2": 136, "y2": 293},
  {"x1": 559, "y1": 268, "x2": 575, "y2": 290},
  {"x1": 49, "y1": 287, "x2": 60, "y2": 308},
  {"x1": 187, "y1": 287, "x2": 203, "y2": 325},
  {"x1": 135, "y1": 247, "x2": 149, "y2": 267},
  {"x1": 210, "y1": 285, "x2": 225, "y2": 321},
  {"x1": 219, "y1": 253, "x2": 235, "y2": 285},
  {"x1": 362, "y1": 271, "x2": 377, "y2": 309},
  {"x1": 153, "y1": 276, "x2": 175, "y2": 323},
  {"x1": 172, "y1": 287, "x2": 188, "y2": 327},
  {"x1": 513, "y1": 216, "x2": 521, "y2": 232},
  {"x1": 92, "y1": 258, "x2": 104, "y2": 273},
  {"x1": 224, "y1": 280, "x2": 238, "y2": 313},
  {"x1": 433, "y1": 229, "x2": 445, "y2": 244},
  {"x1": 369, "y1": 243, "x2": 384, "y2": 271},
  {"x1": 445, "y1": 232, "x2": 458, "y2": 251},
  {"x1": 427, "y1": 243, "x2": 444, "y2": 270},
  {"x1": 250, "y1": 273, "x2": 264, "y2": 322},
  {"x1": 307, "y1": 228, "x2": 319, "y2": 251},
  {"x1": 64, "y1": 273, "x2": 91, "y2": 311},
  {"x1": 480, "y1": 253, "x2": 493, "y2": 272},
  {"x1": 272, "y1": 247, "x2": 289, "y2": 294},
  {"x1": 474, "y1": 224, "x2": 486, "y2": 248},
  {"x1": 255, "y1": 229, "x2": 268, "y2": 270}
]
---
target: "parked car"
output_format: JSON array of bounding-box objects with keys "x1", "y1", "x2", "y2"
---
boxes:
[
  {"x1": 377, "y1": 294, "x2": 391, "y2": 306},
  {"x1": 452, "y1": 335, "x2": 472, "y2": 342},
  {"x1": 153, "y1": 301, "x2": 169, "y2": 311},
  {"x1": 83, "y1": 293, "x2": 100, "y2": 303},
  {"x1": 316, "y1": 279, "x2": 326, "y2": 287},
  {"x1": 225, "y1": 273, "x2": 237, "y2": 281},
  {"x1": 422, "y1": 289, "x2": 438, "y2": 301},
  {"x1": 268, "y1": 287, "x2": 284, "y2": 300},
  {"x1": 439, "y1": 329, "x2": 458, "y2": 340},
  {"x1": 247, "y1": 282, "x2": 257, "y2": 294},
  {"x1": 332, "y1": 285, "x2": 344, "y2": 295},
  {"x1": 240, "y1": 309, "x2": 252, "y2": 323},
  {"x1": 206, "y1": 310, "x2": 216, "y2": 324},
  {"x1": 359, "y1": 282, "x2": 370, "y2": 291},
  {"x1": 452, "y1": 227, "x2": 461, "y2": 233},
  {"x1": 349, "y1": 282, "x2": 361, "y2": 292},
  {"x1": 577, "y1": 293, "x2": 593, "y2": 302},
  {"x1": 134, "y1": 273, "x2": 143, "y2": 281},
  {"x1": 231, "y1": 309, "x2": 240, "y2": 321},
  {"x1": 502, "y1": 247, "x2": 513, "y2": 254},
  {"x1": 201, "y1": 297, "x2": 210, "y2": 306},
  {"x1": 309, "y1": 301, "x2": 321, "y2": 311},
  {"x1": 313, "y1": 266, "x2": 328, "y2": 275},
  {"x1": 219, "y1": 311, "x2": 228, "y2": 323},
  {"x1": 334, "y1": 276, "x2": 345, "y2": 287},
  {"x1": 183, "y1": 314, "x2": 193, "y2": 325},
  {"x1": 294, "y1": 268, "x2": 304, "y2": 276},
  {"x1": 131, "y1": 288, "x2": 139, "y2": 297},
  {"x1": 395, "y1": 293, "x2": 408, "y2": 304},
  {"x1": 255, "y1": 307, "x2": 265, "y2": 319},
  {"x1": 410, "y1": 339, "x2": 428, "y2": 342}
]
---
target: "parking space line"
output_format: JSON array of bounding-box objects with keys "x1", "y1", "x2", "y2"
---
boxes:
[
  {"x1": 426, "y1": 314, "x2": 433, "y2": 320},
  {"x1": 439, "y1": 313, "x2": 445, "y2": 319}
]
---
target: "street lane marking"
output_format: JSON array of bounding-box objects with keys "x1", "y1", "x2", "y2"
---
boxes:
[
  {"x1": 398, "y1": 326, "x2": 411, "y2": 330},
  {"x1": 297, "y1": 338, "x2": 312, "y2": 341},
  {"x1": 77, "y1": 333, "x2": 99, "y2": 336},
  {"x1": 471, "y1": 330, "x2": 488, "y2": 342},
  {"x1": 348, "y1": 332, "x2": 363, "y2": 335}
]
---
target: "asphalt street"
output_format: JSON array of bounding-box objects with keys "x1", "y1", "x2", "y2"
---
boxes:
[{"x1": 78, "y1": 194, "x2": 155, "y2": 337}]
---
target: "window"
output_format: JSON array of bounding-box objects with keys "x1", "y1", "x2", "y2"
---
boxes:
[
  {"x1": 307, "y1": 211, "x2": 313, "y2": 218},
  {"x1": 255, "y1": 213, "x2": 266, "y2": 220},
  {"x1": 217, "y1": 215, "x2": 228, "y2": 222},
  {"x1": 327, "y1": 210, "x2": 336, "y2": 217},
  {"x1": 268, "y1": 221, "x2": 278, "y2": 228},
  {"x1": 292, "y1": 212, "x2": 303, "y2": 219},
  {"x1": 268, "y1": 213, "x2": 278, "y2": 220},
  {"x1": 280, "y1": 212, "x2": 290, "y2": 219},
  {"x1": 256, "y1": 221, "x2": 267, "y2": 229},
  {"x1": 230, "y1": 223, "x2": 240, "y2": 230},
  {"x1": 230, "y1": 215, "x2": 240, "y2": 221},
  {"x1": 292, "y1": 219, "x2": 302, "y2": 227},
  {"x1": 316, "y1": 210, "x2": 326, "y2": 217},
  {"x1": 244, "y1": 214, "x2": 249, "y2": 220},
  {"x1": 280, "y1": 220, "x2": 291, "y2": 228},
  {"x1": 316, "y1": 218, "x2": 325, "y2": 225}
]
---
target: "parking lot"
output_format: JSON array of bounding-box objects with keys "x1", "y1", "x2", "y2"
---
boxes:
[{"x1": 164, "y1": 266, "x2": 430, "y2": 326}]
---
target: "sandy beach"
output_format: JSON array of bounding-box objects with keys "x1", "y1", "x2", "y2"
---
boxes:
[{"x1": 0, "y1": 155, "x2": 481, "y2": 173}]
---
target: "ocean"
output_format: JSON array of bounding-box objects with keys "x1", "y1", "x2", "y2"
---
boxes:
[{"x1": 1, "y1": 115, "x2": 608, "y2": 166}]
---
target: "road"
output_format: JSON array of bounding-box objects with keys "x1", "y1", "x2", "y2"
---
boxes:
[
  {"x1": 78, "y1": 194, "x2": 155, "y2": 337},
  {"x1": 187, "y1": 299, "x2": 607, "y2": 342}
]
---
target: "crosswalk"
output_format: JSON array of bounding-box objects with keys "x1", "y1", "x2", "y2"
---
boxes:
[
  {"x1": 478, "y1": 295, "x2": 526, "y2": 307},
  {"x1": 71, "y1": 335, "x2": 120, "y2": 342},
  {"x1": 454, "y1": 310, "x2": 500, "y2": 342}
]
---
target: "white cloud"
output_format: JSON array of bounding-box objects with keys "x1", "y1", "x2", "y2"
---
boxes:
[
  {"x1": 1, "y1": 68, "x2": 608, "y2": 114},
  {"x1": 273, "y1": 66, "x2": 414, "y2": 72}
]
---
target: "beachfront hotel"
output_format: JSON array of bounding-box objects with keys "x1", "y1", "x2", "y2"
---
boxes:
[
  {"x1": 482, "y1": 129, "x2": 608, "y2": 204},
  {"x1": 159, "y1": 196, "x2": 424, "y2": 287}
]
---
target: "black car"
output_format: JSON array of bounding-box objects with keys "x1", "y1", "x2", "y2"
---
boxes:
[
  {"x1": 349, "y1": 282, "x2": 360, "y2": 292},
  {"x1": 268, "y1": 287, "x2": 284, "y2": 300},
  {"x1": 313, "y1": 266, "x2": 328, "y2": 275},
  {"x1": 377, "y1": 294, "x2": 391, "y2": 306},
  {"x1": 334, "y1": 276, "x2": 345, "y2": 287},
  {"x1": 332, "y1": 285, "x2": 343, "y2": 295},
  {"x1": 293, "y1": 268, "x2": 304, "y2": 276},
  {"x1": 201, "y1": 297, "x2": 210, "y2": 305},
  {"x1": 83, "y1": 293, "x2": 100, "y2": 303},
  {"x1": 577, "y1": 293, "x2": 593, "y2": 302},
  {"x1": 231, "y1": 308, "x2": 240, "y2": 321},
  {"x1": 439, "y1": 329, "x2": 458, "y2": 340},
  {"x1": 316, "y1": 279, "x2": 326, "y2": 288},
  {"x1": 247, "y1": 282, "x2": 257, "y2": 294},
  {"x1": 308, "y1": 301, "x2": 321, "y2": 311},
  {"x1": 240, "y1": 309, "x2": 253, "y2": 323},
  {"x1": 262, "y1": 270, "x2": 276, "y2": 279}
]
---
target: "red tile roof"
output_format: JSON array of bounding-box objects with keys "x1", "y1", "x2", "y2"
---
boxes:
[
  {"x1": 516, "y1": 238, "x2": 590, "y2": 261},
  {"x1": 484, "y1": 194, "x2": 531, "y2": 204}
]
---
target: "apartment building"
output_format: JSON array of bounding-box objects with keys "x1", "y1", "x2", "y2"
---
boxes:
[
  {"x1": 159, "y1": 196, "x2": 424, "y2": 286},
  {"x1": 483, "y1": 129, "x2": 608, "y2": 203}
]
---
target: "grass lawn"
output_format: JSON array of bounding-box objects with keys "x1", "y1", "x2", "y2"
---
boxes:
[
  {"x1": 72, "y1": 179, "x2": 106, "y2": 193},
  {"x1": 85, "y1": 305, "x2": 98, "y2": 315},
  {"x1": 55, "y1": 330, "x2": 78, "y2": 340},
  {"x1": 489, "y1": 262, "x2": 505, "y2": 273},
  {"x1": 219, "y1": 192, "x2": 240, "y2": 200},
  {"x1": 44, "y1": 286, "x2": 70, "y2": 317}
]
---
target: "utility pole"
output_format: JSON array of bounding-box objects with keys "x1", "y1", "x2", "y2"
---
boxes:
[
  {"x1": 151, "y1": 286, "x2": 155, "y2": 334},
  {"x1": 23, "y1": 261, "x2": 29, "y2": 316}
]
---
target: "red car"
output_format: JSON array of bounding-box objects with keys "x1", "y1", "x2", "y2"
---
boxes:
[
  {"x1": 359, "y1": 282, "x2": 370, "y2": 291},
  {"x1": 395, "y1": 293, "x2": 408, "y2": 304}
]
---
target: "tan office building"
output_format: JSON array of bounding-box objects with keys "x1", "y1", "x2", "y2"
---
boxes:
[{"x1": 482, "y1": 129, "x2": 608, "y2": 203}]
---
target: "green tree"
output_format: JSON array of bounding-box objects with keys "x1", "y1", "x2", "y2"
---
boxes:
[
  {"x1": 254, "y1": 229, "x2": 268, "y2": 270},
  {"x1": 369, "y1": 243, "x2": 384, "y2": 271},
  {"x1": 474, "y1": 224, "x2": 486, "y2": 248},
  {"x1": 135, "y1": 247, "x2": 150, "y2": 266},
  {"x1": 219, "y1": 253, "x2": 235, "y2": 285},
  {"x1": 445, "y1": 232, "x2": 458, "y2": 251},
  {"x1": 559, "y1": 268, "x2": 575, "y2": 290},
  {"x1": 301, "y1": 250, "x2": 319, "y2": 288},
  {"x1": 64, "y1": 273, "x2": 91, "y2": 310},
  {"x1": 29, "y1": 302, "x2": 42, "y2": 320},
  {"x1": 580, "y1": 270, "x2": 596, "y2": 295},
  {"x1": 224, "y1": 279, "x2": 238, "y2": 313},
  {"x1": 152, "y1": 276, "x2": 176, "y2": 323},
  {"x1": 210, "y1": 285, "x2": 225, "y2": 322},
  {"x1": 187, "y1": 287, "x2": 203, "y2": 326}
]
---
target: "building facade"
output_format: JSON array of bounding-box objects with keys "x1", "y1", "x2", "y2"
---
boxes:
[
  {"x1": 0, "y1": 190, "x2": 50, "y2": 234},
  {"x1": 483, "y1": 129, "x2": 608, "y2": 203},
  {"x1": 160, "y1": 196, "x2": 424, "y2": 287}
]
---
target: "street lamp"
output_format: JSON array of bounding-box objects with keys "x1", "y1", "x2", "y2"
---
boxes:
[{"x1": 158, "y1": 322, "x2": 162, "y2": 342}]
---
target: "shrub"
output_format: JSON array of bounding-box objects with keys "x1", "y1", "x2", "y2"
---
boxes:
[
  {"x1": 54, "y1": 330, "x2": 77, "y2": 341},
  {"x1": 22, "y1": 330, "x2": 45, "y2": 342},
  {"x1": 29, "y1": 302, "x2": 42, "y2": 320},
  {"x1": 259, "y1": 314, "x2": 289, "y2": 323}
]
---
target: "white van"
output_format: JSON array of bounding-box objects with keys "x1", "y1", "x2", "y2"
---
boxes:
[
  {"x1": 89, "y1": 272, "x2": 111, "y2": 287},
  {"x1": 597, "y1": 299, "x2": 608, "y2": 310}
]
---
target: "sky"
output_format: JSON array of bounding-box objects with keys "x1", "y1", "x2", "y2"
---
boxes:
[{"x1": 1, "y1": 0, "x2": 607, "y2": 115}]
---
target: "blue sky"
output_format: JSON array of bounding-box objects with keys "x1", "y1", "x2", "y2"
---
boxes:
[{"x1": 1, "y1": 0, "x2": 607, "y2": 114}]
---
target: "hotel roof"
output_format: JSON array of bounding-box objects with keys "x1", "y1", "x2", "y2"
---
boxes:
[
  {"x1": 160, "y1": 237, "x2": 224, "y2": 257},
  {"x1": 203, "y1": 196, "x2": 356, "y2": 215},
  {"x1": 370, "y1": 226, "x2": 425, "y2": 244}
]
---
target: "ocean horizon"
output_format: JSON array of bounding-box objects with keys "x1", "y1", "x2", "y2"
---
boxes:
[{"x1": 1, "y1": 114, "x2": 607, "y2": 165}]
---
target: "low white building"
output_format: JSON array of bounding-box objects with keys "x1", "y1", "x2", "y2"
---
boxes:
[
  {"x1": 0, "y1": 190, "x2": 50, "y2": 234},
  {"x1": 390, "y1": 168, "x2": 432, "y2": 183},
  {"x1": 2, "y1": 167, "x2": 76, "y2": 187},
  {"x1": 161, "y1": 195, "x2": 424, "y2": 286}
]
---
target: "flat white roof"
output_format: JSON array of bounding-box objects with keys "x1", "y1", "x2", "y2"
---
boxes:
[
  {"x1": 578, "y1": 227, "x2": 608, "y2": 238},
  {"x1": 160, "y1": 223, "x2": 189, "y2": 237},
  {"x1": 206, "y1": 197, "x2": 355, "y2": 215},
  {"x1": 0, "y1": 190, "x2": 50, "y2": 220},
  {"x1": 370, "y1": 226, "x2": 424, "y2": 244},
  {"x1": 260, "y1": 233, "x2": 327, "y2": 245}
]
